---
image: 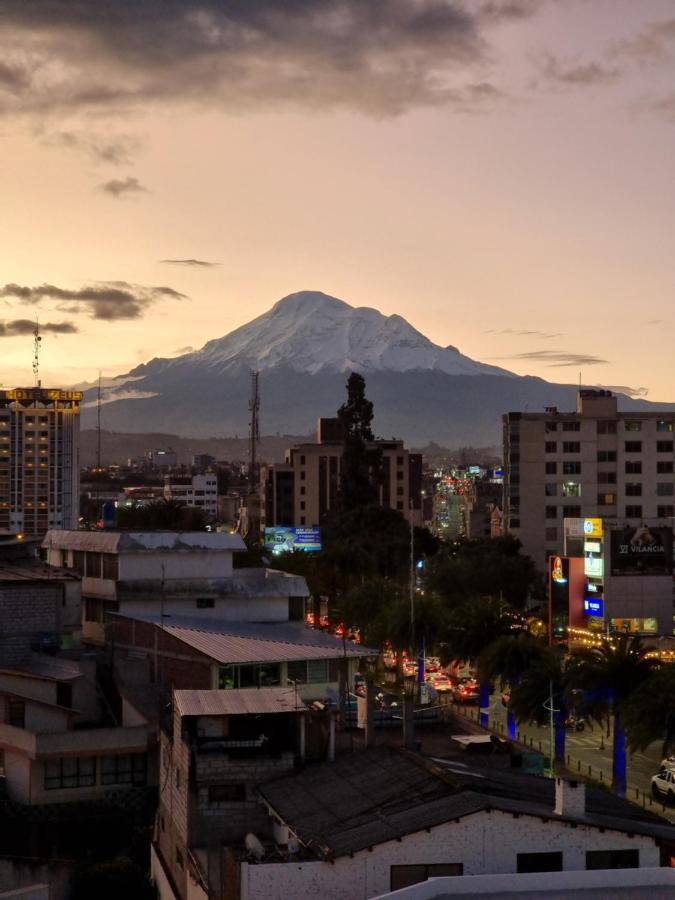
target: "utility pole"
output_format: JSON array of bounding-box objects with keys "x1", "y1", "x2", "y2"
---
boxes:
[
  {"x1": 248, "y1": 370, "x2": 260, "y2": 492},
  {"x1": 96, "y1": 371, "x2": 102, "y2": 470}
]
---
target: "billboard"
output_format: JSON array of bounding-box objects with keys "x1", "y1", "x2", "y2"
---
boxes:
[
  {"x1": 584, "y1": 597, "x2": 604, "y2": 617},
  {"x1": 264, "y1": 526, "x2": 322, "y2": 555},
  {"x1": 609, "y1": 526, "x2": 673, "y2": 576},
  {"x1": 565, "y1": 517, "x2": 603, "y2": 539}
]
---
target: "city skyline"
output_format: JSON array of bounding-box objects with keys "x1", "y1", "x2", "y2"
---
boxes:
[{"x1": 3, "y1": 1, "x2": 675, "y2": 401}]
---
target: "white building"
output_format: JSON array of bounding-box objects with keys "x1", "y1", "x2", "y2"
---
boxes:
[
  {"x1": 164, "y1": 473, "x2": 218, "y2": 518},
  {"x1": 0, "y1": 388, "x2": 82, "y2": 536}
]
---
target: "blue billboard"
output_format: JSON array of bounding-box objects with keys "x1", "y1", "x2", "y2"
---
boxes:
[
  {"x1": 264, "y1": 527, "x2": 322, "y2": 555},
  {"x1": 583, "y1": 597, "x2": 604, "y2": 617}
]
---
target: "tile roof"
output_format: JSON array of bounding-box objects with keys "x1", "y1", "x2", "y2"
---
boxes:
[
  {"x1": 174, "y1": 687, "x2": 306, "y2": 717},
  {"x1": 258, "y1": 747, "x2": 675, "y2": 860}
]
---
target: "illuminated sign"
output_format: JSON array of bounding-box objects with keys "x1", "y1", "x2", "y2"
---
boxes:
[
  {"x1": 584, "y1": 554, "x2": 604, "y2": 579},
  {"x1": 566, "y1": 517, "x2": 603, "y2": 538},
  {"x1": 610, "y1": 525, "x2": 673, "y2": 576},
  {"x1": 584, "y1": 598, "x2": 604, "y2": 617},
  {"x1": 264, "y1": 527, "x2": 322, "y2": 555},
  {"x1": 1, "y1": 388, "x2": 83, "y2": 402},
  {"x1": 551, "y1": 556, "x2": 567, "y2": 583}
]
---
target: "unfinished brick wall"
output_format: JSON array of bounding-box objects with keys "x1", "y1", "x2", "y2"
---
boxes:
[{"x1": 0, "y1": 583, "x2": 60, "y2": 666}]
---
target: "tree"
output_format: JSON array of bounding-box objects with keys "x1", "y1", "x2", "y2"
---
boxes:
[
  {"x1": 117, "y1": 498, "x2": 208, "y2": 530},
  {"x1": 69, "y1": 856, "x2": 156, "y2": 900},
  {"x1": 623, "y1": 664, "x2": 675, "y2": 759},
  {"x1": 441, "y1": 596, "x2": 517, "y2": 727},
  {"x1": 568, "y1": 635, "x2": 656, "y2": 796},
  {"x1": 337, "y1": 372, "x2": 381, "y2": 510},
  {"x1": 477, "y1": 632, "x2": 547, "y2": 739}
]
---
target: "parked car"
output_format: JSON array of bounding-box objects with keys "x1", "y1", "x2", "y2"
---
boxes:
[
  {"x1": 429, "y1": 673, "x2": 454, "y2": 693},
  {"x1": 651, "y1": 765, "x2": 675, "y2": 803},
  {"x1": 452, "y1": 679, "x2": 480, "y2": 704}
]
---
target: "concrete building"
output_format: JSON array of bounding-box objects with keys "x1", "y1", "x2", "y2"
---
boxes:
[
  {"x1": 191, "y1": 454, "x2": 216, "y2": 471},
  {"x1": 261, "y1": 418, "x2": 423, "y2": 530},
  {"x1": 223, "y1": 748, "x2": 675, "y2": 900},
  {"x1": 42, "y1": 530, "x2": 310, "y2": 645},
  {"x1": 147, "y1": 448, "x2": 178, "y2": 470},
  {"x1": 164, "y1": 472, "x2": 218, "y2": 518},
  {"x1": 0, "y1": 388, "x2": 82, "y2": 536},
  {"x1": 503, "y1": 390, "x2": 675, "y2": 573}
]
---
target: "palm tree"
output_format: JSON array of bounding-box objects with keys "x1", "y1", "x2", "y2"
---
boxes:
[
  {"x1": 568, "y1": 635, "x2": 656, "y2": 797},
  {"x1": 508, "y1": 648, "x2": 572, "y2": 767},
  {"x1": 441, "y1": 596, "x2": 518, "y2": 727},
  {"x1": 478, "y1": 632, "x2": 547, "y2": 739},
  {"x1": 623, "y1": 663, "x2": 675, "y2": 760}
]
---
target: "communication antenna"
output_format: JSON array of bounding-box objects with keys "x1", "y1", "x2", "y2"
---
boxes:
[
  {"x1": 32, "y1": 318, "x2": 42, "y2": 387},
  {"x1": 248, "y1": 370, "x2": 260, "y2": 490},
  {"x1": 96, "y1": 371, "x2": 102, "y2": 470}
]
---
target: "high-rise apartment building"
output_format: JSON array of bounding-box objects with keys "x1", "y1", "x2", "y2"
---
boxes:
[
  {"x1": 0, "y1": 388, "x2": 82, "y2": 536},
  {"x1": 261, "y1": 418, "x2": 423, "y2": 529},
  {"x1": 503, "y1": 390, "x2": 675, "y2": 572}
]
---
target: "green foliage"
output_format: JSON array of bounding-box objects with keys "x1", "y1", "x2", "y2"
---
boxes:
[
  {"x1": 425, "y1": 535, "x2": 542, "y2": 612},
  {"x1": 477, "y1": 631, "x2": 547, "y2": 686},
  {"x1": 116, "y1": 498, "x2": 208, "y2": 530},
  {"x1": 69, "y1": 856, "x2": 155, "y2": 900},
  {"x1": 621, "y1": 663, "x2": 675, "y2": 756},
  {"x1": 568, "y1": 635, "x2": 656, "y2": 711},
  {"x1": 337, "y1": 372, "x2": 381, "y2": 510},
  {"x1": 440, "y1": 595, "x2": 517, "y2": 667},
  {"x1": 508, "y1": 649, "x2": 570, "y2": 726}
]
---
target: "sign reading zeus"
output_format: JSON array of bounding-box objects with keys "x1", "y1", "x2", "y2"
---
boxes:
[{"x1": 610, "y1": 526, "x2": 673, "y2": 577}]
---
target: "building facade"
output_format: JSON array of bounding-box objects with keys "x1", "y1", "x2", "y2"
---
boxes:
[
  {"x1": 164, "y1": 472, "x2": 218, "y2": 518},
  {"x1": 0, "y1": 388, "x2": 82, "y2": 536},
  {"x1": 503, "y1": 390, "x2": 675, "y2": 573},
  {"x1": 261, "y1": 418, "x2": 423, "y2": 530}
]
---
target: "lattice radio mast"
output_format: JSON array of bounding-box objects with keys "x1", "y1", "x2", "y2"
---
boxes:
[
  {"x1": 96, "y1": 371, "x2": 102, "y2": 470},
  {"x1": 32, "y1": 318, "x2": 42, "y2": 387},
  {"x1": 248, "y1": 370, "x2": 260, "y2": 490}
]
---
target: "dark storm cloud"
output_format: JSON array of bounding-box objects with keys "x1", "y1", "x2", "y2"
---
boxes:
[
  {"x1": 537, "y1": 54, "x2": 620, "y2": 87},
  {"x1": 495, "y1": 350, "x2": 608, "y2": 367},
  {"x1": 160, "y1": 259, "x2": 219, "y2": 268},
  {"x1": 0, "y1": 1, "x2": 538, "y2": 116},
  {"x1": 0, "y1": 282, "x2": 185, "y2": 321},
  {"x1": 99, "y1": 176, "x2": 148, "y2": 197},
  {"x1": 0, "y1": 319, "x2": 78, "y2": 337}
]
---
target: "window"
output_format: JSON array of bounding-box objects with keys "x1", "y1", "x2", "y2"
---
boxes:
[
  {"x1": 624, "y1": 420, "x2": 642, "y2": 432},
  {"x1": 300, "y1": 500, "x2": 306, "y2": 509},
  {"x1": 657, "y1": 420, "x2": 673, "y2": 433},
  {"x1": 545, "y1": 442, "x2": 557, "y2": 453},
  {"x1": 597, "y1": 420, "x2": 617, "y2": 434},
  {"x1": 509, "y1": 518, "x2": 520, "y2": 528},
  {"x1": 562, "y1": 483, "x2": 581, "y2": 497},
  {"x1": 625, "y1": 505, "x2": 642, "y2": 518},
  {"x1": 300, "y1": 470, "x2": 306, "y2": 480},
  {"x1": 658, "y1": 505, "x2": 674, "y2": 517},
  {"x1": 300, "y1": 455, "x2": 305, "y2": 465},
  {"x1": 625, "y1": 483, "x2": 642, "y2": 496},
  {"x1": 300, "y1": 486, "x2": 306, "y2": 495},
  {"x1": 657, "y1": 461, "x2": 674, "y2": 474},
  {"x1": 396, "y1": 455, "x2": 404, "y2": 465},
  {"x1": 396, "y1": 502, "x2": 403, "y2": 510},
  {"x1": 44, "y1": 757, "x2": 96, "y2": 790},
  {"x1": 598, "y1": 471, "x2": 617, "y2": 484},
  {"x1": 564, "y1": 505, "x2": 581, "y2": 518},
  {"x1": 625, "y1": 461, "x2": 642, "y2": 474},
  {"x1": 390, "y1": 864, "x2": 463, "y2": 890},
  {"x1": 72, "y1": 551, "x2": 85, "y2": 575},
  {"x1": 562, "y1": 442, "x2": 580, "y2": 453},
  {"x1": 218, "y1": 663, "x2": 281, "y2": 689},
  {"x1": 300, "y1": 516, "x2": 306, "y2": 524},
  {"x1": 545, "y1": 421, "x2": 558, "y2": 432},
  {"x1": 562, "y1": 461, "x2": 581, "y2": 475},
  {"x1": 102, "y1": 554, "x2": 118, "y2": 580},
  {"x1": 598, "y1": 493, "x2": 616, "y2": 505},
  {"x1": 545, "y1": 527, "x2": 557, "y2": 541},
  {"x1": 84, "y1": 597, "x2": 102, "y2": 623},
  {"x1": 209, "y1": 783, "x2": 246, "y2": 804},
  {"x1": 196, "y1": 597, "x2": 215, "y2": 609},
  {"x1": 545, "y1": 484, "x2": 557, "y2": 496},
  {"x1": 396, "y1": 487, "x2": 404, "y2": 496},
  {"x1": 396, "y1": 470, "x2": 404, "y2": 481},
  {"x1": 597, "y1": 450, "x2": 617, "y2": 462},
  {"x1": 517, "y1": 852, "x2": 563, "y2": 873},
  {"x1": 85, "y1": 552, "x2": 102, "y2": 578},
  {"x1": 657, "y1": 482, "x2": 674, "y2": 496},
  {"x1": 545, "y1": 462, "x2": 557, "y2": 475},
  {"x1": 287, "y1": 659, "x2": 338, "y2": 685},
  {"x1": 545, "y1": 506, "x2": 557, "y2": 519},
  {"x1": 625, "y1": 441, "x2": 642, "y2": 453},
  {"x1": 586, "y1": 849, "x2": 639, "y2": 870},
  {"x1": 657, "y1": 441, "x2": 674, "y2": 453},
  {"x1": 100, "y1": 754, "x2": 147, "y2": 786},
  {"x1": 562, "y1": 421, "x2": 580, "y2": 432},
  {"x1": 7, "y1": 699, "x2": 25, "y2": 728},
  {"x1": 56, "y1": 682, "x2": 72, "y2": 708}
]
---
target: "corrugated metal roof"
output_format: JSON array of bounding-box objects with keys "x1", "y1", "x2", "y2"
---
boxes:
[
  {"x1": 42, "y1": 530, "x2": 246, "y2": 553},
  {"x1": 174, "y1": 687, "x2": 307, "y2": 717},
  {"x1": 0, "y1": 563, "x2": 79, "y2": 583}
]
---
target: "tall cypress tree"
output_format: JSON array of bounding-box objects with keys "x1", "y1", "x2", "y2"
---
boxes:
[{"x1": 337, "y1": 373, "x2": 381, "y2": 511}]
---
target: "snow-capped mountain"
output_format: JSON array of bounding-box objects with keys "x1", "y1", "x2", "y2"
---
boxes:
[
  {"x1": 130, "y1": 290, "x2": 513, "y2": 379},
  {"x1": 82, "y1": 291, "x2": 675, "y2": 445}
]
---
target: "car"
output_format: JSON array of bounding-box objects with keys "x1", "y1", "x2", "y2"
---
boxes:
[
  {"x1": 429, "y1": 673, "x2": 453, "y2": 693},
  {"x1": 651, "y1": 766, "x2": 675, "y2": 803},
  {"x1": 452, "y1": 679, "x2": 479, "y2": 704}
]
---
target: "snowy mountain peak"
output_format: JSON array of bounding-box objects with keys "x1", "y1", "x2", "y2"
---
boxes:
[{"x1": 183, "y1": 290, "x2": 514, "y2": 377}]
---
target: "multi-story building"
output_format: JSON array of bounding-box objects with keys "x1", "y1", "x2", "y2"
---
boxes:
[
  {"x1": 164, "y1": 472, "x2": 218, "y2": 518},
  {"x1": 261, "y1": 418, "x2": 423, "y2": 530},
  {"x1": 0, "y1": 387, "x2": 82, "y2": 536},
  {"x1": 503, "y1": 390, "x2": 675, "y2": 572}
]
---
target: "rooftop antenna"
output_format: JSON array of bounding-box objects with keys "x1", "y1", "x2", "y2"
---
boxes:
[
  {"x1": 96, "y1": 371, "x2": 102, "y2": 470},
  {"x1": 248, "y1": 370, "x2": 260, "y2": 491},
  {"x1": 32, "y1": 317, "x2": 42, "y2": 387}
]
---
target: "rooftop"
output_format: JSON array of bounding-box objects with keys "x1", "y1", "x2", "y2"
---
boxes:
[
  {"x1": 42, "y1": 530, "x2": 246, "y2": 554},
  {"x1": 258, "y1": 747, "x2": 675, "y2": 861},
  {"x1": 174, "y1": 687, "x2": 306, "y2": 717},
  {"x1": 0, "y1": 562, "x2": 79, "y2": 583}
]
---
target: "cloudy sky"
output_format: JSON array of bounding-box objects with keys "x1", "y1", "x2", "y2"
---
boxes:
[{"x1": 2, "y1": 0, "x2": 675, "y2": 400}]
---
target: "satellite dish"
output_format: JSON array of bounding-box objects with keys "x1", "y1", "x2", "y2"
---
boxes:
[{"x1": 245, "y1": 833, "x2": 265, "y2": 861}]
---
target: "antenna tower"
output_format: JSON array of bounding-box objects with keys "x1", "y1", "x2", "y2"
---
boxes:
[
  {"x1": 96, "y1": 371, "x2": 102, "y2": 470},
  {"x1": 248, "y1": 370, "x2": 260, "y2": 491},
  {"x1": 32, "y1": 318, "x2": 42, "y2": 386}
]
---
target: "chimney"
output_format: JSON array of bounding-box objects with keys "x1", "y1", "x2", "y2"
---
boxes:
[{"x1": 555, "y1": 777, "x2": 586, "y2": 818}]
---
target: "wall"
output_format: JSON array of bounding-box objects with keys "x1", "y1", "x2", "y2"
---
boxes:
[
  {"x1": 3, "y1": 749, "x2": 32, "y2": 803},
  {"x1": 0, "y1": 584, "x2": 59, "y2": 667},
  {"x1": 119, "y1": 594, "x2": 289, "y2": 624},
  {"x1": 240, "y1": 808, "x2": 660, "y2": 900},
  {"x1": 119, "y1": 551, "x2": 234, "y2": 582}
]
